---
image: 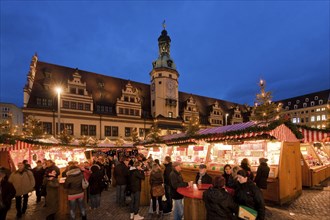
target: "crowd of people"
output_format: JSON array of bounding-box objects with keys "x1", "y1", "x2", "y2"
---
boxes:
[{"x1": 0, "y1": 154, "x2": 270, "y2": 220}]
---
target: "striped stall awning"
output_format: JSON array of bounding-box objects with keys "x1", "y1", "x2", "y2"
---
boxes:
[
  {"x1": 299, "y1": 128, "x2": 330, "y2": 143},
  {"x1": 0, "y1": 141, "x2": 32, "y2": 151}
]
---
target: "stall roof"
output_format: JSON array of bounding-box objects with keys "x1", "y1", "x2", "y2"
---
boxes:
[
  {"x1": 198, "y1": 121, "x2": 257, "y2": 135},
  {"x1": 299, "y1": 127, "x2": 330, "y2": 143}
]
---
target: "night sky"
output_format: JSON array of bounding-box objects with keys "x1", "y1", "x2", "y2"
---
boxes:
[{"x1": 1, "y1": 1, "x2": 329, "y2": 107}]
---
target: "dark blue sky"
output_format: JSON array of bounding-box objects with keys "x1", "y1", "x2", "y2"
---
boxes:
[{"x1": 1, "y1": 1, "x2": 329, "y2": 107}]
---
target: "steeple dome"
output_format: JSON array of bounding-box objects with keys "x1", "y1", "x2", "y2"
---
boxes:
[{"x1": 152, "y1": 22, "x2": 177, "y2": 70}]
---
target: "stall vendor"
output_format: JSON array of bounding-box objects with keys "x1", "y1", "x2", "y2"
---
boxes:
[{"x1": 195, "y1": 164, "x2": 212, "y2": 184}]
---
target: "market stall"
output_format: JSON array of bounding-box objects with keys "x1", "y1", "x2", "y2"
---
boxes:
[
  {"x1": 299, "y1": 127, "x2": 330, "y2": 187},
  {"x1": 164, "y1": 121, "x2": 302, "y2": 204}
]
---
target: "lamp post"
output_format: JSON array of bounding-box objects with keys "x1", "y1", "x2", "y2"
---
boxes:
[
  {"x1": 55, "y1": 87, "x2": 62, "y2": 137},
  {"x1": 225, "y1": 113, "x2": 229, "y2": 126}
]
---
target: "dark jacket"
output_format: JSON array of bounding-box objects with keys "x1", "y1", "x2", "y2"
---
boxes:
[
  {"x1": 235, "y1": 180, "x2": 265, "y2": 220},
  {"x1": 45, "y1": 165, "x2": 60, "y2": 178},
  {"x1": 203, "y1": 187, "x2": 238, "y2": 220},
  {"x1": 150, "y1": 170, "x2": 164, "y2": 187},
  {"x1": 195, "y1": 172, "x2": 213, "y2": 184},
  {"x1": 64, "y1": 168, "x2": 83, "y2": 196},
  {"x1": 43, "y1": 177, "x2": 59, "y2": 216},
  {"x1": 32, "y1": 166, "x2": 45, "y2": 187},
  {"x1": 114, "y1": 162, "x2": 129, "y2": 185},
  {"x1": 163, "y1": 162, "x2": 173, "y2": 185},
  {"x1": 254, "y1": 162, "x2": 270, "y2": 189},
  {"x1": 129, "y1": 167, "x2": 145, "y2": 193},
  {"x1": 0, "y1": 178, "x2": 16, "y2": 211},
  {"x1": 169, "y1": 169, "x2": 188, "y2": 200},
  {"x1": 240, "y1": 164, "x2": 254, "y2": 181},
  {"x1": 89, "y1": 169, "x2": 104, "y2": 195}
]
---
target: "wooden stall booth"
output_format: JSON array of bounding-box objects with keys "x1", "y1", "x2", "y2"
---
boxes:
[
  {"x1": 299, "y1": 128, "x2": 330, "y2": 187},
  {"x1": 164, "y1": 121, "x2": 303, "y2": 205}
]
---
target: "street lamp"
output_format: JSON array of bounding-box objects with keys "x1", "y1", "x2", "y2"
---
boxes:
[
  {"x1": 55, "y1": 87, "x2": 62, "y2": 136},
  {"x1": 225, "y1": 113, "x2": 229, "y2": 126}
]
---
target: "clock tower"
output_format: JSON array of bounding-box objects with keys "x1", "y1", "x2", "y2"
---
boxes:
[{"x1": 150, "y1": 25, "x2": 179, "y2": 119}]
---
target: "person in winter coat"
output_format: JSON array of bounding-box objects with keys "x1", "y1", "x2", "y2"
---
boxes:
[
  {"x1": 235, "y1": 170, "x2": 265, "y2": 220},
  {"x1": 64, "y1": 166, "x2": 87, "y2": 220},
  {"x1": 195, "y1": 164, "x2": 212, "y2": 184},
  {"x1": 113, "y1": 157, "x2": 130, "y2": 206},
  {"x1": 0, "y1": 167, "x2": 16, "y2": 220},
  {"x1": 169, "y1": 162, "x2": 188, "y2": 220},
  {"x1": 163, "y1": 156, "x2": 173, "y2": 214},
  {"x1": 150, "y1": 164, "x2": 164, "y2": 217},
  {"x1": 32, "y1": 160, "x2": 45, "y2": 203},
  {"x1": 43, "y1": 170, "x2": 59, "y2": 220},
  {"x1": 89, "y1": 165, "x2": 104, "y2": 209},
  {"x1": 203, "y1": 176, "x2": 238, "y2": 220},
  {"x1": 129, "y1": 161, "x2": 145, "y2": 220},
  {"x1": 240, "y1": 158, "x2": 254, "y2": 181},
  {"x1": 9, "y1": 162, "x2": 35, "y2": 218},
  {"x1": 254, "y1": 158, "x2": 270, "y2": 190}
]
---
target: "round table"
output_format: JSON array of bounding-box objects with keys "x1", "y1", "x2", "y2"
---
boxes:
[{"x1": 177, "y1": 184, "x2": 212, "y2": 220}]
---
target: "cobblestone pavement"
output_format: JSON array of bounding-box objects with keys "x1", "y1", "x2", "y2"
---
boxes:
[{"x1": 6, "y1": 179, "x2": 330, "y2": 220}]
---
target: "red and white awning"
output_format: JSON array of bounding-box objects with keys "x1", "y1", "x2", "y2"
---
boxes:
[
  {"x1": 0, "y1": 141, "x2": 32, "y2": 152},
  {"x1": 299, "y1": 128, "x2": 330, "y2": 143}
]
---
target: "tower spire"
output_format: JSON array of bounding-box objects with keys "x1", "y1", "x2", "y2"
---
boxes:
[{"x1": 162, "y1": 20, "x2": 166, "y2": 30}]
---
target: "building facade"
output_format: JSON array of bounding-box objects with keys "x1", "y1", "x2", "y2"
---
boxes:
[
  {"x1": 22, "y1": 28, "x2": 247, "y2": 141},
  {"x1": 277, "y1": 90, "x2": 330, "y2": 129},
  {"x1": 0, "y1": 103, "x2": 23, "y2": 135}
]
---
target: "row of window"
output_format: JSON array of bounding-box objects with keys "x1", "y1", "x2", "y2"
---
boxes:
[
  {"x1": 287, "y1": 96, "x2": 319, "y2": 106},
  {"x1": 118, "y1": 108, "x2": 140, "y2": 116},
  {"x1": 291, "y1": 114, "x2": 327, "y2": 124},
  {"x1": 69, "y1": 87, "x2": 85, "y2": 95},
  {"x1": 36, "y1": 98, "x2": 53, "y2": 107},
  {"x1": 1, "y1": 107, "x2": 10, "y2": 112},
  {"x1": 96, "y1": 105, "x2": 113, "y2": 113},
  {"x1": 42, "y1": 122, "x2": 146, "y2": 137},
  {"x1": 286, "y1": 100, "x2": 324, "y2": 110},
  {"x1": 211, "y1": 119, "x2": 222, "y2": 125},
  {"x1": 290, "y1": 107, "x2": 326, "y2": 116},
  {"x1": 63, "y1": 101, "x2": 91, "y2": 111}
]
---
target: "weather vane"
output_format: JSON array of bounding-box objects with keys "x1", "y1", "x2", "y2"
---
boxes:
[{"x1": 162, "y1": 20, "x2": 166, "y2": 30}]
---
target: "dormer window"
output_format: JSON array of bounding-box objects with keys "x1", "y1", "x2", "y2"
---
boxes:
[
  {"x1": 303, "y1": 103, "x2": 307, "y2": 108},
  {"x1": 288, "y1": 102, "x2": 291, "y2": 106},
  {"x1": 305, "y1": 98, "x2": 309, "y2": 102},
  {"x1": 294, "y1": 105, "x2": 298, "y2": 109},
  {"x1": 319, "y1": 100, "x2": 323, "y2": 105},
  {"x1": 311, "y1": 101, "x2": 315, "y2": 106},
  {"x1": 296, "y1": 100, "x2": 300, "y2": 104},
  {"x1": 314, "y1": 96, "x2": 318, "y2": 100}
]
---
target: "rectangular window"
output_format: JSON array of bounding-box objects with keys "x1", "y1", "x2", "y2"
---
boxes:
[
  {"x1": 70, "y1": 87, "x2": 76, "y2": 94},
  {"x1": 139, "y1": 128, "x2": 144, "y2": 137},
  {"x1": 36, "y1": 98, "x2": 42, "y2": 105},
  {"x1": 311, "y1": 116, "x2": 315, "y2": 122},
  {"x1": 112, "y1": 126, "x2": 118, "y2": 137},
  {"x1": 65, "y1": 124, "x2": 74, "y2": 135},
  {"x1": 48, "y1": 99, "x2": 53, "y2": 106},
  {"x1": 78, "y1": 89, "x2": 84, "y2": 95},
  {"x1": 63, "y1": 101, "x2": 69, "y2": 109},
  {"x1": 78, "y1": 103, "x2": 83, "y2": 110},
  {"x1": 42, "y1": 122, "x2": 52, "y2": 134},
  {"x1": 42, "y1": 98, "x2": 48, "y2": 106},
  {"x1": 135, "y1": 110, "x2": 139, "y2": 116},
  {"x1": 124, "y1": 96, "x2": 129, "y2": 102},
  {"x1": 125, "y1": 127, "x2": 131, "y2": 137},
  {"x1": 105, "y1": 106, "x2": 109, "y2": 112},
  {"x1": 292, "y1": 118, "x2": 297, "y2": 123},
  {"x1": 130, "y1": 97, "x2": 135, "y2": 102},
  {"x1": 105, "y1": 126, "x2": 111, "y2": 136},
  {"x1": 100, "y1": 106, "x2": 104, "y2": 112},
  {"x1": 305, "y1": 118, "x2": 309, "y2": 123},
  {"x1": 119, "y1": 108, "x2": 123, "y2": 114},
  {"x1": 130, "y1": 109, "x2": 134, "y2": 115},
  {"x1": 81, "y1": 125, "x2": 89, "y2": 136},
  {"x1": 321, "y1": 115, "x2": 326, "y2": 120},
  {"x1": 70, "y1": 102, "x2": 76, "y2": 109},
  {"x1": 316, "y1": 115, "x2": 321, "y2": 121},
  {"x1": 152, "y1": 100, "x2": 155, "y2": 107},
  {"x1": 89, "y1": 125, "x2": 96, "y2": 136},
  {"x1": 125, "y1": 108, "x2": 129, "y2": 115},
  {"x1": 85, "y1": 104, "x2": 91, "y2": 111},
  {"x1": 168, "y1": 112, "x2": 173, "y2": 118}
]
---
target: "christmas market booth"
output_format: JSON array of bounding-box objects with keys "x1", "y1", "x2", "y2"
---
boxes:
[
  {"x1": 299, "y1": 127, "x2": 330, "y2": 187},
  {"x1": 164, "y1": 121, "x2": 303, "y2": 205}
]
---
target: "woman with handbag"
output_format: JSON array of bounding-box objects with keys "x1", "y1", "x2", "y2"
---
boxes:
[{"x1": 150, "y1": 164, "x2": 164, "y2": 218}]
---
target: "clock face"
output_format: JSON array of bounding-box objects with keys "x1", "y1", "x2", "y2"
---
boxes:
[{"x1": 167, "y1": 81, "x2": 174, "y2": 90}]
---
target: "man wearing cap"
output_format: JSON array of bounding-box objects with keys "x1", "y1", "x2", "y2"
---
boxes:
[
  {"x1": 169, "y1": 161, "x2": 188, "y2": 220},
  {"x1": 195, "y1": 164, "x2": 213, "y2": 185},
  {"x1": 254, "y1": 158, "x2": 270, "y2": 190}
]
